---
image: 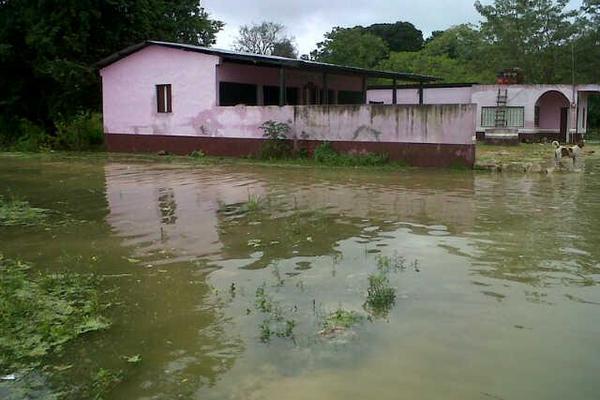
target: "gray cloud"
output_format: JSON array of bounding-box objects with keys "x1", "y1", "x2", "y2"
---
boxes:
[{"x1": 204, "y1": 0, "x2": 582, "y2": 55}]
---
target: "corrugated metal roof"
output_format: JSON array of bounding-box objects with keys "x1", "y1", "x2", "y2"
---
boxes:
[{"x1": 97, "y1": 40, "x2": 439, "y2": 83}]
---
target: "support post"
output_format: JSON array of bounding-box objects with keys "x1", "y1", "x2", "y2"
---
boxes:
[
  {"x1": 362, "y1": 76, "x2": 367, "y2": 104},
  {"x1": 279, "y1": 67, "x2": 287, "y2": 106},
  {"x1": 418, "y1": 82, "x2": 424, "y2": 105},
  {"x1": 323, "y1": 72, "x2": 329, "y2": 105},
  {"x1": 392, "y1": 79, "x2": 397, "y2": 105}
]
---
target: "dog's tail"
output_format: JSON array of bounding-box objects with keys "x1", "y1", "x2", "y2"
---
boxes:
[{"x1": 552, "y1": 141, "x2": 560, "y2": 149}]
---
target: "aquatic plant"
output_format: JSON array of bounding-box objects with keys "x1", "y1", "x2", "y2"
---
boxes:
[
  {"x1": 365, "y1": 272, "x2": 396, "y2": 317},
  {"x1": 322, "y1": 309, "x2": 364, "y2": 331},
  {"x1": 243, "y1": 193, "x2": 265, "y2": 213},
  {"x1": 0, "y1": 196, "x2": 48, "y2": 227},
  {"x1": 376, "y1": 252, "x2": 406, "y2": 274},
  {"x1": 255, "y1": 285, "x2": 274, "y2": 313},
  {"x1": 0, "y1": 255, "x2": 111, "y2": 372}
]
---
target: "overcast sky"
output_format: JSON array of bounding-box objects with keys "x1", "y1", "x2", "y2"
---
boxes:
[{"x1": 203, "y1": 0, "x2": 583, "y2": 55}]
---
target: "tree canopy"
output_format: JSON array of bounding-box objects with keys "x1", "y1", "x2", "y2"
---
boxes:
[
  {"x1": 311, "y1": 28, "x2": 389, "y2": 68},
  {"x1": 0, "y1": 0, "x2": 222, "y2": 135},
  {"x1": 234, "y1": 21, "x2": 297, "y2": 58}
]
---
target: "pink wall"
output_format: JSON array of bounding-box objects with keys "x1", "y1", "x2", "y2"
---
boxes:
[
  {"x1": 100, "y1": 45, "x2": 474, "y2": 146},
  {"x1": 367, "y1": 87, "x2": 472, "y2": 105}
]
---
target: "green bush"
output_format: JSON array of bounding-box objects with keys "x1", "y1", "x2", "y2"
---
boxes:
[
  {"x1": 11, "y1": 119, "x2": 53, "y2": 152},
  {"x1": 313, "y1": 142, "x2": 389, "y2": 166},
  {"x1": 259, "y1": 120, "x2": 293, "y2": 159},
  {"x1": 54, "y1": 112, "x2": 104, "y2": 151}
]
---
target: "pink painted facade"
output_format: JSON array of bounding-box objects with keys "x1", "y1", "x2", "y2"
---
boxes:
[
  {"x1": 100, "y1": 43, "x2": 476, "y2": 166},
  {"x1": 368, "y1": 84, "x2": 600, "y2": 141}
]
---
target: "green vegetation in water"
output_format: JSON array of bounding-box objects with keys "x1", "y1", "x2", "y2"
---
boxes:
[
  {"x1": 87, "y1": 368, "x2": 124, "y2": 400},
  {"x1": 0, "y1": 196, "x2": 48, "y2": 227},
  {"x1": 254, "y1": 284, "x2": 296, "y2": 342},
  {"x1": 313, "y1": 142, "x2": 389, "y2": 166},
  {"x1": 244, "y1": 193, "x2": 265, "y2": 213},
  {"x1": 322, "y1": 309, "x2": 364, "y2": 332},
  {"x1": 189, "y1": 149, "x2": 206, "y2": 159},
  {"x1": 365, "y1": 272, "x2": 396, "y2": 317},
  {"x1": 0, "y1": 255, "x2": 111, "y2": 373},
  {"x1": 376, "y1": 253, "x2": 406, "y2": 274}
]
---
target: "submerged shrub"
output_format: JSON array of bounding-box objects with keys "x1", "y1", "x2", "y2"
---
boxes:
[
  {"x1": 313, "y1": 142, "x2": 389, "y2": 166},
  {"x1": 0, "y1": 196, "x2": 48, "y2": 227},
  {"x1": 0, "y1": 255, "x2": 111, "y2": 371},
  {"x1": 54, "y1": 112, "x2": 104, "y2": 151},
  {"x1": 322, "y1": 309, "x2": 364, "y2": 331},
  {"x1": 259, "y1": 120, "x2": 293, "y2": 159}
]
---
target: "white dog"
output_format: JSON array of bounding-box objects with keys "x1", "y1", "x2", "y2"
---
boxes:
[{"x1": 552, "y1": 140, "x2": 584, "y2": 166}]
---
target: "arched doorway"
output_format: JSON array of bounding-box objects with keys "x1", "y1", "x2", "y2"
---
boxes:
[{"x1": 535, "y1": 91, "x2": 570, "y2": 141}]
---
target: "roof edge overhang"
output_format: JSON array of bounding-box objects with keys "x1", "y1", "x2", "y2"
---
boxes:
[{"x1": 96, "y1": 40, "x2": 440, "y2": 83}]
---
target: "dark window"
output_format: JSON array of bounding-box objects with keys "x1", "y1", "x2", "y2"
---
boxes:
[
  {"x1": 286, "y1": 88, "x2": 299, "y2": 105},
  {"x1": 534, "y1": 106, "x2": 540, "y2": 127},
  {"x1": 219, "y1": 82, "x2": 257, "y2": 106},
  {"x1": 156, "y1": 84, "x2": 172, "y2": 113},
  {"x1": 263, "y1": 86, "x2": 299, "y2": 106},
  {"x1": 319, "y1": 89, "x2": 335, "y2": 104},
  {"x1": 338, "y1": 90, "x2": 363, "y2": 105},
  {"x1": 263, "y1": 86, "x2": 280, "y2": 105}
]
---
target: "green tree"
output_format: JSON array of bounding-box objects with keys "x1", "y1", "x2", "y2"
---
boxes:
[
  {"x1": 311, "y1": 28, "x2": 389, "y2": 68},
  {"x1": 363, "y1": 21, "x2": 424, "y2": 52},
  {"x1": 474, "y1": 0, "x2": 577, "y2": 83},
  {"x1": 272, "y1": 39, "x2": 298, "y2": 58},
  {"x1": 0, "y1": 0, "x2": 222, "y2": 140},
  {"x1": 377, "y1": 51, "x2": 494, "y2": 83},
  {"x1": 573, "y1": 0, "x2": 600, "y2": 83}
]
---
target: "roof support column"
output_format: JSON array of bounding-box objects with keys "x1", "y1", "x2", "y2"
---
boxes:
[
  {"x1": 418, "y1": 82, "x2": 424, "y2": 105},
  {"x1": 362, "y1": 76, "x2": 367, "y2": 104},
  {"x1": 279, "y1": 67, "x2": 287, "y2": 106},
  {"x1": 322, "y1": 72, "x2": 329, "y2": 105},
  {"x1": 392, "y1": 79, "x2": 397, "y2": 105}
]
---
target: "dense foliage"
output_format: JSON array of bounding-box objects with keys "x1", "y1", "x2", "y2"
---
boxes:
[
  {"x1": 0, "y1": 0, "x2": 222, "y2": 149},
  {"x1": 0, "y1": 255, "x2": 110, "y2": 372}
]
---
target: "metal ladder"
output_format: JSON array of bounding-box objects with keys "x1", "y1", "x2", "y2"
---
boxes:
[{"x1": 495, "y1": 88, "x2": 508, "y2": 128}]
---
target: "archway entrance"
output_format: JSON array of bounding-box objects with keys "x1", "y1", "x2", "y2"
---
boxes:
[{"x1": 535, "y1": 91, "x2": 570, "y2": 141}]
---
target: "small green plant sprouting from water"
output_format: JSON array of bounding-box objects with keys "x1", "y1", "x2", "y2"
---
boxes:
[
  {"x1": 365, "y1": 272, "x2": 396, "y2": 318},
  {"x1": 322, "y1": 309, "x2": 364, "y2": 332},
  {"x1": 0, "y1": 254, "x2": 112, "y2": 372},
  {"x1": 244, "y1": 193, "x2": 264, "y2": 213},
  {"x1": 0, "y1": 196, "x2": 48, "y2": 227},
  {"x1": 255, "y1": 284, "x2": 274, "y2": 313},
  {"x1": 376, "y1": 252, "x2": 406, "y2": 274}
]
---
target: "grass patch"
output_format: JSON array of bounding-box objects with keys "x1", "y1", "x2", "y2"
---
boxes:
[
  {"x1": 376, "y1": 253, "x2": 406, "y2": 274},
  {"x1": 313, "y1": 142, "x2": 389, "y2": 166},
  {"x1": 0, "y1": 255, "x2": 111, "y2": 373},
  {"x1": 0, "y1": 196, "x2": 48, "y2": 227}
]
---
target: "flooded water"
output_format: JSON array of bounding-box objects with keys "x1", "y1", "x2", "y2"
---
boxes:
[{"x1": 1, "y1": 153, "x2": 599, "y2": 400}]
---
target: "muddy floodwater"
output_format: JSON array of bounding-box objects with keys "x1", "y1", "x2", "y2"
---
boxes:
[{"x1": 1, "y1": 154, "x2": 600, "y2": 399}]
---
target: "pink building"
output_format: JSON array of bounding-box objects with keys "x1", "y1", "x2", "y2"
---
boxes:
[
  {"x1": 98, "y1": 41, "x2": 477, "y2": 167},
  {"x1": 368, "y1": 83, "x2": 600, "y2": 143}
]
